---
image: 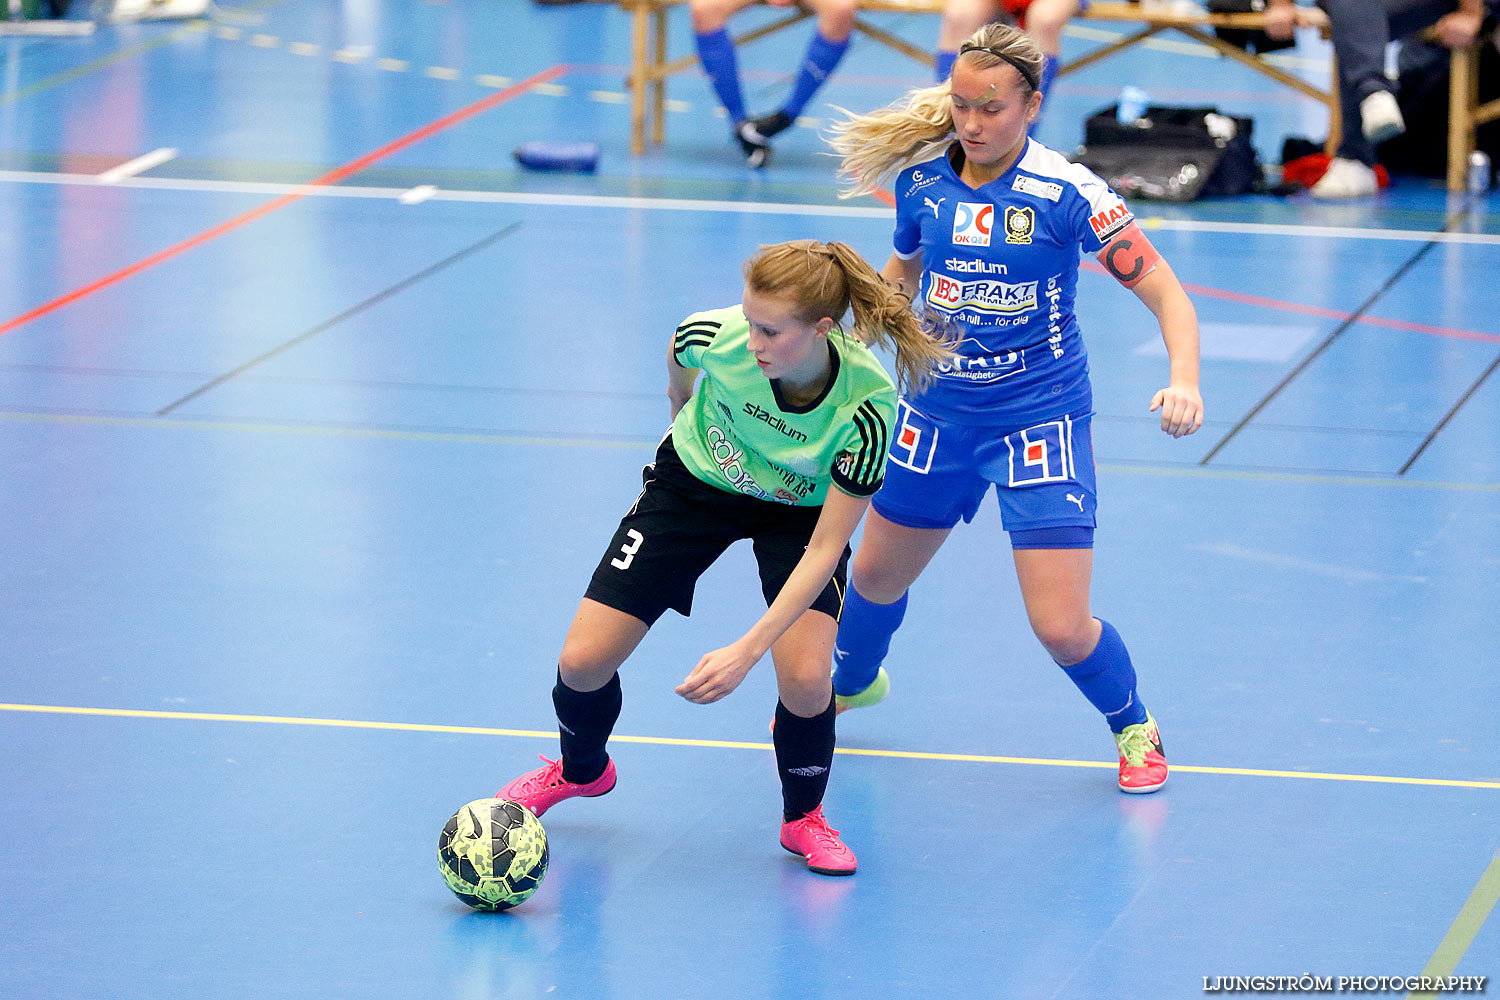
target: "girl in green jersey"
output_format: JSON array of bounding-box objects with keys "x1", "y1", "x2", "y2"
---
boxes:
[{"x1": 498, "y1": 240, "x2": 950, "y2": 875}]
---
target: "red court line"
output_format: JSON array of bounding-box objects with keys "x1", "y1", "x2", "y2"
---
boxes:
[
  {"x1": 1081, "y1": 258, "x2": 1500, "y2": 346},
  {"x1": 0, "y1": 64, "x2": 569, "y2": 340},
  {"x1": 875, "y1": 196, "x2": 1495, "y2": 344}
]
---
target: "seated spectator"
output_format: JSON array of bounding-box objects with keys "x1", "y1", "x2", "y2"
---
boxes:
[
  {"x1": 1266, "y1": 0, "x2": 1499, "y2": 198},
  {"x1": 691, "y1": 0, "x2": 858, "y2": 167}
]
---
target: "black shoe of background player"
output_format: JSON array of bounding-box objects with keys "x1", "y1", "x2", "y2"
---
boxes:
[
  {"x1": 745, "y1": 110, "x2": 795, "y2": 141},
  {"x1": 735, "y1": 120, "x2": 772, "y2": 169}
]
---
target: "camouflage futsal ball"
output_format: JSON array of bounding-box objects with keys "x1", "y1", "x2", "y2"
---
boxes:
[{"x1": 438, "y1": 798, "x2": 550, "y2": 911}]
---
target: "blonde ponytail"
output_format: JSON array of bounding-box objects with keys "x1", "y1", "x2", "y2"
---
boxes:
[
  {"x1": 745, "y1": 240, "x2": 954, "y2": 395},
  {"x1": 826, "y1": 22, "x2": 1046, "y2": 199}
]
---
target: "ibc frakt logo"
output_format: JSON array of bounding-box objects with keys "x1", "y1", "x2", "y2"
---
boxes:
[{"x1": 952, "y1": 203, "x2": 993, "y2": 247}]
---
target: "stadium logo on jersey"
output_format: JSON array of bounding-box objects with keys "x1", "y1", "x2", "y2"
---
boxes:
[
  {"x1": 743, "y1": 402, "x2": 808, "y2": 442},
  {"x1": 1003, "y1": 205, "x2": 1034, "y2": 245},
  {"x1": 1012, "y1": 175, "x2": 1063, "y2": 202},
  {"x1": 926, "y1": 274, "x2": 1038, "y2": 316},
  {"x1": 943, "y1": 258, "x2": 1007, "y2": 275},
  {"x1": 903, "y1": 168, "x2": 941, "y2": 197},
  {"x1": 888, "y1": 400, "x2": 937, "y2": 474},
  {"x1": 952, "y1": 202, "x2": 994, "y2": 247},
  {"x1": 1088, "y1": 203, "x2": 1133, "y2": 243},
  {"x1": 1004, "y1": 418, "x2": 1074, "y2": 487}
]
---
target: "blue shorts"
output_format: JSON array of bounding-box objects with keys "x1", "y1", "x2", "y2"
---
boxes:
[{"x1": 872, "y1": 401, "x2": 1097, "y2": 548}]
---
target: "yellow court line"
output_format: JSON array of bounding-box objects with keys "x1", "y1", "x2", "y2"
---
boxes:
[{"x1": 3, "y1": 702, "x2": 1498, "y2": 791}]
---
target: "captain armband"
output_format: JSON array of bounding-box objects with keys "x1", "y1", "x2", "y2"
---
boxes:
[{"x1": 1096, "y1": 223, "x2": 1162, "y2": 289}]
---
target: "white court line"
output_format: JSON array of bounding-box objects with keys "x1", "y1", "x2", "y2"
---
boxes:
[
  {"x1": 96, "y1": 148, "x2": 179, "y2": 185},
  {"x1": 4, "y1": 169, "x2": 1499, "y2": 245},
  {"x1": 398, "y1": 184, "x2": 437, "y2": 205}
]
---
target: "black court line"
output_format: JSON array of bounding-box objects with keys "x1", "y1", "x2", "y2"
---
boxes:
[
  {"x1": 1398, "y1": 352, "x2": 1500, "y2": 476},
  {"x1": 1198, "y1": 208, "x2": 1471, "y2": 466},
  {"x1": 155, "y1": 222, "x2": 524, "y2": 416}
]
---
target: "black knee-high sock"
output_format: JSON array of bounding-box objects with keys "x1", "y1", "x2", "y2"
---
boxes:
[
  {"x1": 552, "y1": 669, "x2": 621, "y2": 785},
  {"x1": 772, "y1": 695, "x2": 836, "y2": 822}
]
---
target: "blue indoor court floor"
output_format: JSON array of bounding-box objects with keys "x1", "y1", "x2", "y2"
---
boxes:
[{"x1": 2, "y1": 2, "x2": 1498, "y2": 998}]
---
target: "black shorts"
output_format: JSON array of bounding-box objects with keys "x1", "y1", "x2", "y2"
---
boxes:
[{"x1": 583, "y1": 437, "x2": 849, "y2": 627}]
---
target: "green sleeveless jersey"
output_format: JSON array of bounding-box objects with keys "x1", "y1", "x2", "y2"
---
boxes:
[{"x1": 671, "y1": 306, "x2": 897, "y2": 507}]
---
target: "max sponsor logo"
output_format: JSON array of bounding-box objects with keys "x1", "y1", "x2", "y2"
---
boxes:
[
  {"x1": 1088, "y1": 203, "x2": 1132, "y2": 242},
  {"x1": 743, "y1": 402, "x2": 808, "y2": 442}
]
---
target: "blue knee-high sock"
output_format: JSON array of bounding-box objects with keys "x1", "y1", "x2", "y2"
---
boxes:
[
  {"x1": 1057, "y1": 619, "x2": 1148, "y2": 733},
  {"x1": 695, "y1": 27, "x2": 745, "y2": 122},
  {"x1": 934, "y1": 49, "x2": 956, "y2": 82},
  {"x1": 1040, "y1": 54, "x2": 1059, "y2": 98},
  {"x1": 781, "y1": 30, "x2": 850, "y2": 119},
  {"x1": 1028, "y1": 54, "x2": 1059, "y2": 135},
  {"x1": 832, "y1": 585, "x2": 907, "y2": 696}
]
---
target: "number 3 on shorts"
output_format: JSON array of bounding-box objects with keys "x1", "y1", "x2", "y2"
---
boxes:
[{"x1": 610, "y1": 528, "x2": 644, "y2": 570}]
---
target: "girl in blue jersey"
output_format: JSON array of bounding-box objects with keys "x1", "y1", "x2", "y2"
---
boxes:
[{"x1": 827, "y1": 22, "x2": 1203, "y2": 792}]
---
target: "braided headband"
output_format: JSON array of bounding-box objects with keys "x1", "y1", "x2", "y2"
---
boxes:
[{"x1": 956, "y1": 42, "x2": 1040, "y2": 92}]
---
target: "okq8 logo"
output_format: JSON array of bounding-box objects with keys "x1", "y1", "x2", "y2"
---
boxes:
[{"x1": 952, "y1": 202, "x2": 994, "y2": 247}]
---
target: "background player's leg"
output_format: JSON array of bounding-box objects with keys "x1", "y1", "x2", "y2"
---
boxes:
[
  {"x1": 1020, "y1": 0, "x2": 1080, "y2": 132},
  {"x1": 935, "y1": 0, "x2": 1004, "y2": 81},
  {"x1": 1012, "y1": 547, "x2": 1165, "y2": 792},
  {"x1": 833, "y1": 509, "x2": 951, "y2": 702},
  {"x1": 691, "y1": 0, "x2": 757, "y2": 158},
  {"x1": 743, "y1": 0, "x2": 856, "y2": 143}
]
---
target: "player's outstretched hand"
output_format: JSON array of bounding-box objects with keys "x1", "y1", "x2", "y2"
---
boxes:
[
  {"x1": 1150, "y1": 382, "x2": 1203, "y2": 438},
  {"x1": 676, "y1": 641, "x2": 760, "y2": 704}
]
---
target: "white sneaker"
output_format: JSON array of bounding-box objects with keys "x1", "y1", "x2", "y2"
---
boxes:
[
  {"x1": 1311, "y1": 157, "x2": 1379, "y2": 199},
  {"x1": 1360, "y1": 90, "x2": 1406, "y2": 144}
]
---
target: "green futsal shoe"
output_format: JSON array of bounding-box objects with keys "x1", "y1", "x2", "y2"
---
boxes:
[{"x1": 833, "y1": 667, "x2": 889, "y2": 715}]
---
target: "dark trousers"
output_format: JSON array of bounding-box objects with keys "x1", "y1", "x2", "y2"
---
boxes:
[{"x1": 1318, "y1": 0, "x2": 1470, "y2": 162}]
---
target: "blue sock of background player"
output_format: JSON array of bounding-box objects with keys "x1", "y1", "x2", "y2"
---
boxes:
[
  {"x1": 738, "y1": 30, "x2": 851, "y2": 160},
  {"x1": 834, "y1": 591, "x2": 1147, "y2": 734},
  {"x1": 831, "y1": 584, "x2": 906, "y2": 697},
  {"x1": 694, "y1": 27, "x2": 747, "y2": 124},
  {"x1": 1058, "y1": 619, "x2": 1148, "y2": 733},
  {"x1": 1027, "y1": 53, "x2": 1057, "y2": 134}
]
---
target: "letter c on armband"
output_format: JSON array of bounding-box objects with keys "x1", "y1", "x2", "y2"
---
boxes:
[{"x1": 1099, "y1": 222, "x2": 1162, "y2": 289}]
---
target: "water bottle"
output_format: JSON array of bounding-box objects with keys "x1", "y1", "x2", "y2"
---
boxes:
[
  {"x1": 1469, "y1": 151, "x2": 1493, "y2": 194},
  {"x1": 1117, "y1": 86, "x2": 1149, "y2": 125}
]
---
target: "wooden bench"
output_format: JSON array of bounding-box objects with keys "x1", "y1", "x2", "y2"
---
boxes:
[
  {"x1": 616, "y1": 0, "x2": 1337, "y2": 153},
  {"x1": 618, "y1": 0, "x2": 1492, "y2": 192}
]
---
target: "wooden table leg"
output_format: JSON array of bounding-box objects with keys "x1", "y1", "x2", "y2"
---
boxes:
[
  {"x1": 652, "y1": 5, "x2": 666, "y2": 147},
  {"x1": 1447, "y1": 42, "x2": 1478, "y2": 192},
  {"x1": 630, "y1": 2, "x2": 647, "y2": 156}
]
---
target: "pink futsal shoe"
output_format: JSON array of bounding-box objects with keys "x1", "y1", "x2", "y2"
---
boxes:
[
  {"x1": 1114, "y1": 714, "x2": 1168, "y2": 794},
  {"x1": 496, "y1": 755, "x2": 617, "y2": 817},
  {"x1": 780, "y1": 805, "x2": 857, "y2": 876}
]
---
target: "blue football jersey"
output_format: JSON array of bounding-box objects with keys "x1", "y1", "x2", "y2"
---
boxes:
[{"x1": 893, "y1": 139, "x2": 1134, "y2": 426}]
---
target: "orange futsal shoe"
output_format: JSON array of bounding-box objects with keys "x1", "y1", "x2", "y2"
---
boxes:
[{"x1": 1114, "y1": 713, "x2": 1168, "y2": 794}]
